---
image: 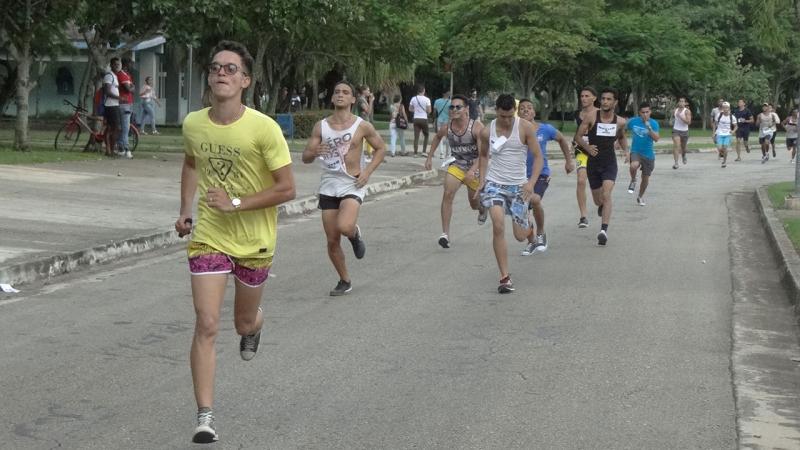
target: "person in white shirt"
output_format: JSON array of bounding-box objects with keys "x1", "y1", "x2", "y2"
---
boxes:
[
  {"x1": 409, "y1": 85, "x2": 432, "y2": 156},
  {"x1": 712, "y1": 102, "x2": 737, "y2": 168},
  {"x1": 671, "y1": 97, "x2": 692, "y2": 169}
]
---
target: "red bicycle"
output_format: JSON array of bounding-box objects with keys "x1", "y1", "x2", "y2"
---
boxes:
[{"x1": 55, "y1": 99, "x2": 139, "y2": 152}]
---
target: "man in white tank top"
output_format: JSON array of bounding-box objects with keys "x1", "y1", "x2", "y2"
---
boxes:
[
  {"x1": 671, "y1": 97, "x2": 692, "y2": 169},
  {"x1": 302, "y1": 81, "x2": 385, "y2": 296},
  {"x1": 477, "y1": 94, "x2": 543, "y2": 294}
]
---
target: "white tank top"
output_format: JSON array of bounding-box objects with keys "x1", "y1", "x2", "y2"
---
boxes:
[
  {"x1": 319, "y1": 116, "x2": 364, "y2": 176},
  {"x1": 673, "y1": 108, "x2": 690, "y2": 131},
  {"x1": 487, "y1": 117, "x2": 528, "y2": 185}
]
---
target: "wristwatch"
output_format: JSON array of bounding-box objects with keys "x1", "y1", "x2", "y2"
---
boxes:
[{"x1": 231, "y1": 198, "x2": 242, "y2": 209}]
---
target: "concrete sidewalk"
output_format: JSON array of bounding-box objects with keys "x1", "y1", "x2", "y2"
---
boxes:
[{"x1": 0, "y1": 152, "x2": 438, "y2": 287}]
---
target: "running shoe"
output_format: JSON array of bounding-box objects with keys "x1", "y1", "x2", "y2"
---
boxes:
[
  {"x1": 533, "y1": 233, "x2": 547, "y2": 253},
  {"x1": 773, "y1": 149, "x2": 777, "y2": 157},
  {"x1": 125, "y1": 150, "x2": 133, "y2": 159},
  {"x1": 240, "y1": 307, "x2": 262, "y2": 361},
  {"x1": 672, "y1": 163, "x2": 678, "y2": 169},
  {"x1": 192, "y1": 409, "x2": 219, "y2": 444},
  {"x1": 637, "y1": 197, "x2": 646, "y2": 206},
  {"x1": 477, "y1": 207, "x2": 488, "y2": 225},
  {"x1": 745, "y1": 147, "x2": 750, "y2": 153},
  {"x1": 762, "y1": 155, "x2": 768, "y2": 164},
  {"x1": 627, "y1": 180, "x2": 636, "y2": 194},
  {"x1": 521, "y1": 242, "x2": 536, "y2": 256},
  {"x1": 578, "y1": 217, "x2": 589, "y2": 228},
  {"x1": 597, "y1": 229, "x2": 608, "y2": 246},
  {"x1": 438, "y1": 233, "x2": 450, "y2": 249},
  {"x1": 498, "y1": 275, "x2": 514, "y2": 294},
  {"x1": 349, "y1": 225, "x2": 366, "y2": 259},
  {"x1": 721, "y1": 162, "x2": 727, "y2": 168},
  {"x1": 682, "y1": 155, "x2": 687, "y2": 165},
  {"x1": 735, "y1": 158, "x2": 741, "y2": 161},
  {"x1": 329, "y1": 279, "x2": 352, "y2": 296}
]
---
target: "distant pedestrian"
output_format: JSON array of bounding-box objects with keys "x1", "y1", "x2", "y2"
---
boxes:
[
  {"x1": 468, "y1": 89, "x2": 484, "y2": 122},
  {"x1": 138, "y1": 76, "x2": 160, "y2": 135},
  {"x1": 102, "y1": 58, "x2": 122, "y2": 157},
  {"x1": 671, "y1": 97, "x2": 691, "y2": 169},
  {"x1": 433, "y1": 90, "x2": 451, "y2": 159},
  {"x1": 626, "y1": 102, "x2": 660, "y2": 205},
  {"x1": 356, "y1": 85, "x2": 376, "y2": 161},
  {"x1": 733, "y1": 99, "x2": 754, "y2": 161},
  {"x1": 712, "y1": 101, "x2": 736, "y2": 168},
  {"x1": 115, "y1": 58, "x2": 135, "y2": 158},
  {"x1": 710, "y1": 98, "x2": 723, "y2": 131},
  {"x1": 389, "y1": 95, "x2": 408, "y2": 156},
  {"x1": 302, "y1": 81, "x2": 386, "y2": 296},
  {"x1": 782, "y1": 108, "x2": 798, "y2": 163},
  {"x1": 410, "y1": 85, "x2": 432, "y2": 156},
  {"x1": 176, "y1": 40, "x2": 296, "y2": 444}
]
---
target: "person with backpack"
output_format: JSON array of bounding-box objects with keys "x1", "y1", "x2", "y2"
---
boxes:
[
  {"x1": 433, "y1": 91, "x2": 451, "y2": 159},
  {"x1": 409, "y1": 85, "x2": 432, "y2": 156},
  {"x1": 389, "y1": 95, "x2": 408, "y2": 156}
]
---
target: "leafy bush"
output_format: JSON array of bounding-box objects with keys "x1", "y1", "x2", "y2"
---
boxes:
[{"x1": 270, "y1": 110, "x2": 329, "y2": 139}]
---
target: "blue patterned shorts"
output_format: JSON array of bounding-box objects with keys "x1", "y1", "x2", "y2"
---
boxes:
[{"x1": 480, "y1": 181, "x2": 530, "y2": 228}]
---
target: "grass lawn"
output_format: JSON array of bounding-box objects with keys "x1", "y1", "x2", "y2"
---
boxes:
[
  {"x1": 767, "y1": 181, "x2": 795, "y2": 209},
  {"x1": 0, "y1": 125, "x2": 309, "y2": 164},
  {"x1": 766, "y1": 181, "x2": 800, "y2": 251}
]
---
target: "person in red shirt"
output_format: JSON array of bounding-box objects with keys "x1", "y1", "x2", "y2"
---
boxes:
[{"x1": 115, "y1": 58, "x2": 135, "y2": 158}]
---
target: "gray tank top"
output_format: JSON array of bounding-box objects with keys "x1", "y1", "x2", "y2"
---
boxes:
[{"x1": 448, "y1": 119, "x2": 478, "y2": 170}]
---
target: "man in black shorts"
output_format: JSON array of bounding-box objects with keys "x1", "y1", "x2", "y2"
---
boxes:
[
  {"x1": 574, "y1": 88, "x2": 628, "y2": 246},
  {"x1": 733, "y1": 99, "x2": 754, "y2": 161}
]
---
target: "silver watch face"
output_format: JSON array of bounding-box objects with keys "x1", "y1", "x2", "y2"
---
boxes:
[{"x1": 232, "y1": 198, "x2": 242, "y2": 207}]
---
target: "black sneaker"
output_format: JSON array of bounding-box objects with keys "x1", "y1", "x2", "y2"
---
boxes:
[
  {"x1": 240, "y1": 331, "x2": 261, "y2": 361},
  {"x1": 498, "y1": 275, "x2": 514, "y2": 294},
  {"x1": 438, "y1": 234, "x2": 450, "y2": 248},
  {"x1": 578, "y1": 217, "x2": 589, "y2": 228},
  {"x1": 597, "y1": 230, "x2": 608, "y2": 246},
  {"x1": 330, "y1": 279, "x2": 352, "y2": 296},
  {"x1": 192, "y1": 409, "x2": 219, "y2": 443},
  {"x1": 349, "y1": 225, "x2": 366, "y2": 259},
  {"x1": 627, "y1": 180, "x2": 636, "y2": 194}
]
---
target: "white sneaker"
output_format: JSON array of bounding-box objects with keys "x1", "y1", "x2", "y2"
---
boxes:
[
  {"x1": 597, "y1": 230, "x2": 608, "y2": 246},
  {"x1": 637, "y1": 197, "x2": 646, "y2": 206},
  {"x1": 438, "y1": 233, "x2": 450, "y2": 249},
  {"x1": 533, "y1": 233, "x2": 547, "y2": 253},
  {"x1": 124, "y1": 150, "x2": 133, "y2": 159},
  {"x1": 192, "y1": 410, "x2": 219, "y2": 443}
]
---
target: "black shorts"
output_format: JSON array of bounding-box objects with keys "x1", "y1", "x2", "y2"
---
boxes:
[
  {"x1": 104, "y1": 106, "x2": 121, "y2": 130},
  {"x1": 318, "y1": 194, "x2": 363, "y2": 210},
  {"x1": 528, "y1": 176, "x2": 550, "y2": 209},
  {"x1": 736, "y1": 128, "x2": 750, "y2": 140},
  {"x1": 788, "y1": 138, "x2": 797, "y2": 148},
  {"x1": 587, "y1": 161, "x2": 618, "y2": 190}
]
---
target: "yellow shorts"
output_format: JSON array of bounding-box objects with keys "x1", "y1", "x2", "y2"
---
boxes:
[
  {"x1": 363, "y1": 139, "x2": 373, "y2": 157},
  {"x1": 575, "y1": 152, "x2": 588, "y2": 169},
  {"x1": 447, "y1": 164, "x2": 480, "y2": 191}
]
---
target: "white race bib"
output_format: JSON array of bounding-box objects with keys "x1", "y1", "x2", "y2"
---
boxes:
[{"x1": 596, "y1": 123, "x2": 617, "y2": 137}]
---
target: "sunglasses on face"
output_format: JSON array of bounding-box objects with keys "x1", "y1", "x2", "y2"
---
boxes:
[
  {"x1": 208, "y1": 62, "x2": 246, "y2": 76},
  {"x1": 449, "y1": 105, "x2": 465, "y2": 110}
]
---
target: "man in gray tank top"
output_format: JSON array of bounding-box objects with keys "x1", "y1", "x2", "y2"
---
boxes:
[
  {"x1": 424, "y1": 94, "x2": 487, "y2": 248},
  {"x1": 302, "y1": 80, "x2": 385, "y2": 296},
  {"x1": 477, "y1": 94, "x2": 543, "y2": 294}
]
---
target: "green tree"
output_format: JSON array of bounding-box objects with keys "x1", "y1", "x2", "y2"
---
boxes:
[{"x1": 1, "y1": 0, "x2": 76, "y2": 150}]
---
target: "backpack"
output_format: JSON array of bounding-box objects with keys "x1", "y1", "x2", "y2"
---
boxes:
[{"x1": 395, "y1": 105, "x2": 408, "y2": 129}]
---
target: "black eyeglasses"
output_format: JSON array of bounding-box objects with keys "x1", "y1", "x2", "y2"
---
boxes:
[
  {"x1": 208, "y1": 62, "x2": 247, "y2": 76},
  {"x1": 449, "y1": 105, "x2": 465, "y2": 111}
]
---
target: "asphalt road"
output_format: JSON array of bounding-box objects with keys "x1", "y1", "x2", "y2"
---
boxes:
[{"x1": 2, "y1": 151, "x2": 798, "y2": 449}]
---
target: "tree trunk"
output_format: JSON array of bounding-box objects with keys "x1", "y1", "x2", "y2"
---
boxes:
[
  {"x1": 13, "y1": 35, "x2": 34, "y2": 151},
  {"x1": 248, "y1": 41, "x2": 267, "y2": 109},
  {"x1": 310, "y1": 61, "x2": 319, "y2": 110}
]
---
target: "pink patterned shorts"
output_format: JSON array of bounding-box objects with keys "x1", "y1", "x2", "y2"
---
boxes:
[{"x1": 187, "y1": 241, "x2": 271, "y2": 287}]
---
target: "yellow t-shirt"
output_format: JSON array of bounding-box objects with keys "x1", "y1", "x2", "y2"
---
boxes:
[{"x1": 182, "y1": 107, "x2": 292, "y2": 259}]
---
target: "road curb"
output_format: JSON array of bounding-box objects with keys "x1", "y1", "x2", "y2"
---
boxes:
[
  {"x1": 0, "y1": 169, "x2": 439, "y2": 287},
  {"x1": 755, "y1": 186, "x2": 800, "y2": 319}
]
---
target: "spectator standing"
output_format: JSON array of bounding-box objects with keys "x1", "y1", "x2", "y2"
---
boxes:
[
  {"x1": 410, "y1": 85, "x2": 432, "y2": 156},
  {"x1": 102, "y1": 59, "x2": 122, "y2": 157},
  {"x1": 389, "y1": 95, "x2": 408, "y2": 157},
  {"x1": 138, "y1": 76, "x2": 161, "y2": 135},
  {"x1": 116, "y1": 58, "x2": 135, "y2": 159},
  {"x1": 468, "y1": 89, "x2": 484, "y2": 122},
  {"x1": 433, "y1": 91, "x2": 452, "y2": 159}
]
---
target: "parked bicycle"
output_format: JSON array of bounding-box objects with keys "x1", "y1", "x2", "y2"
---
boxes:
[{"x1": 55, "y1": 100, "x2": 139, "y2": 153}]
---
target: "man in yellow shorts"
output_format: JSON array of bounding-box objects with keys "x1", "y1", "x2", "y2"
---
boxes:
[
  {"x1": 573, "y1": 86, "x2": 598, "y2": 228},
  {"x1": 424, "y1": 94, "x2": 486, "y2": 248}
]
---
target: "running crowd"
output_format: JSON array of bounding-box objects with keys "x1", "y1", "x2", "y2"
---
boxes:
[{"x1": 173, "y1": 40, "x2": 794, "y2": 444}]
